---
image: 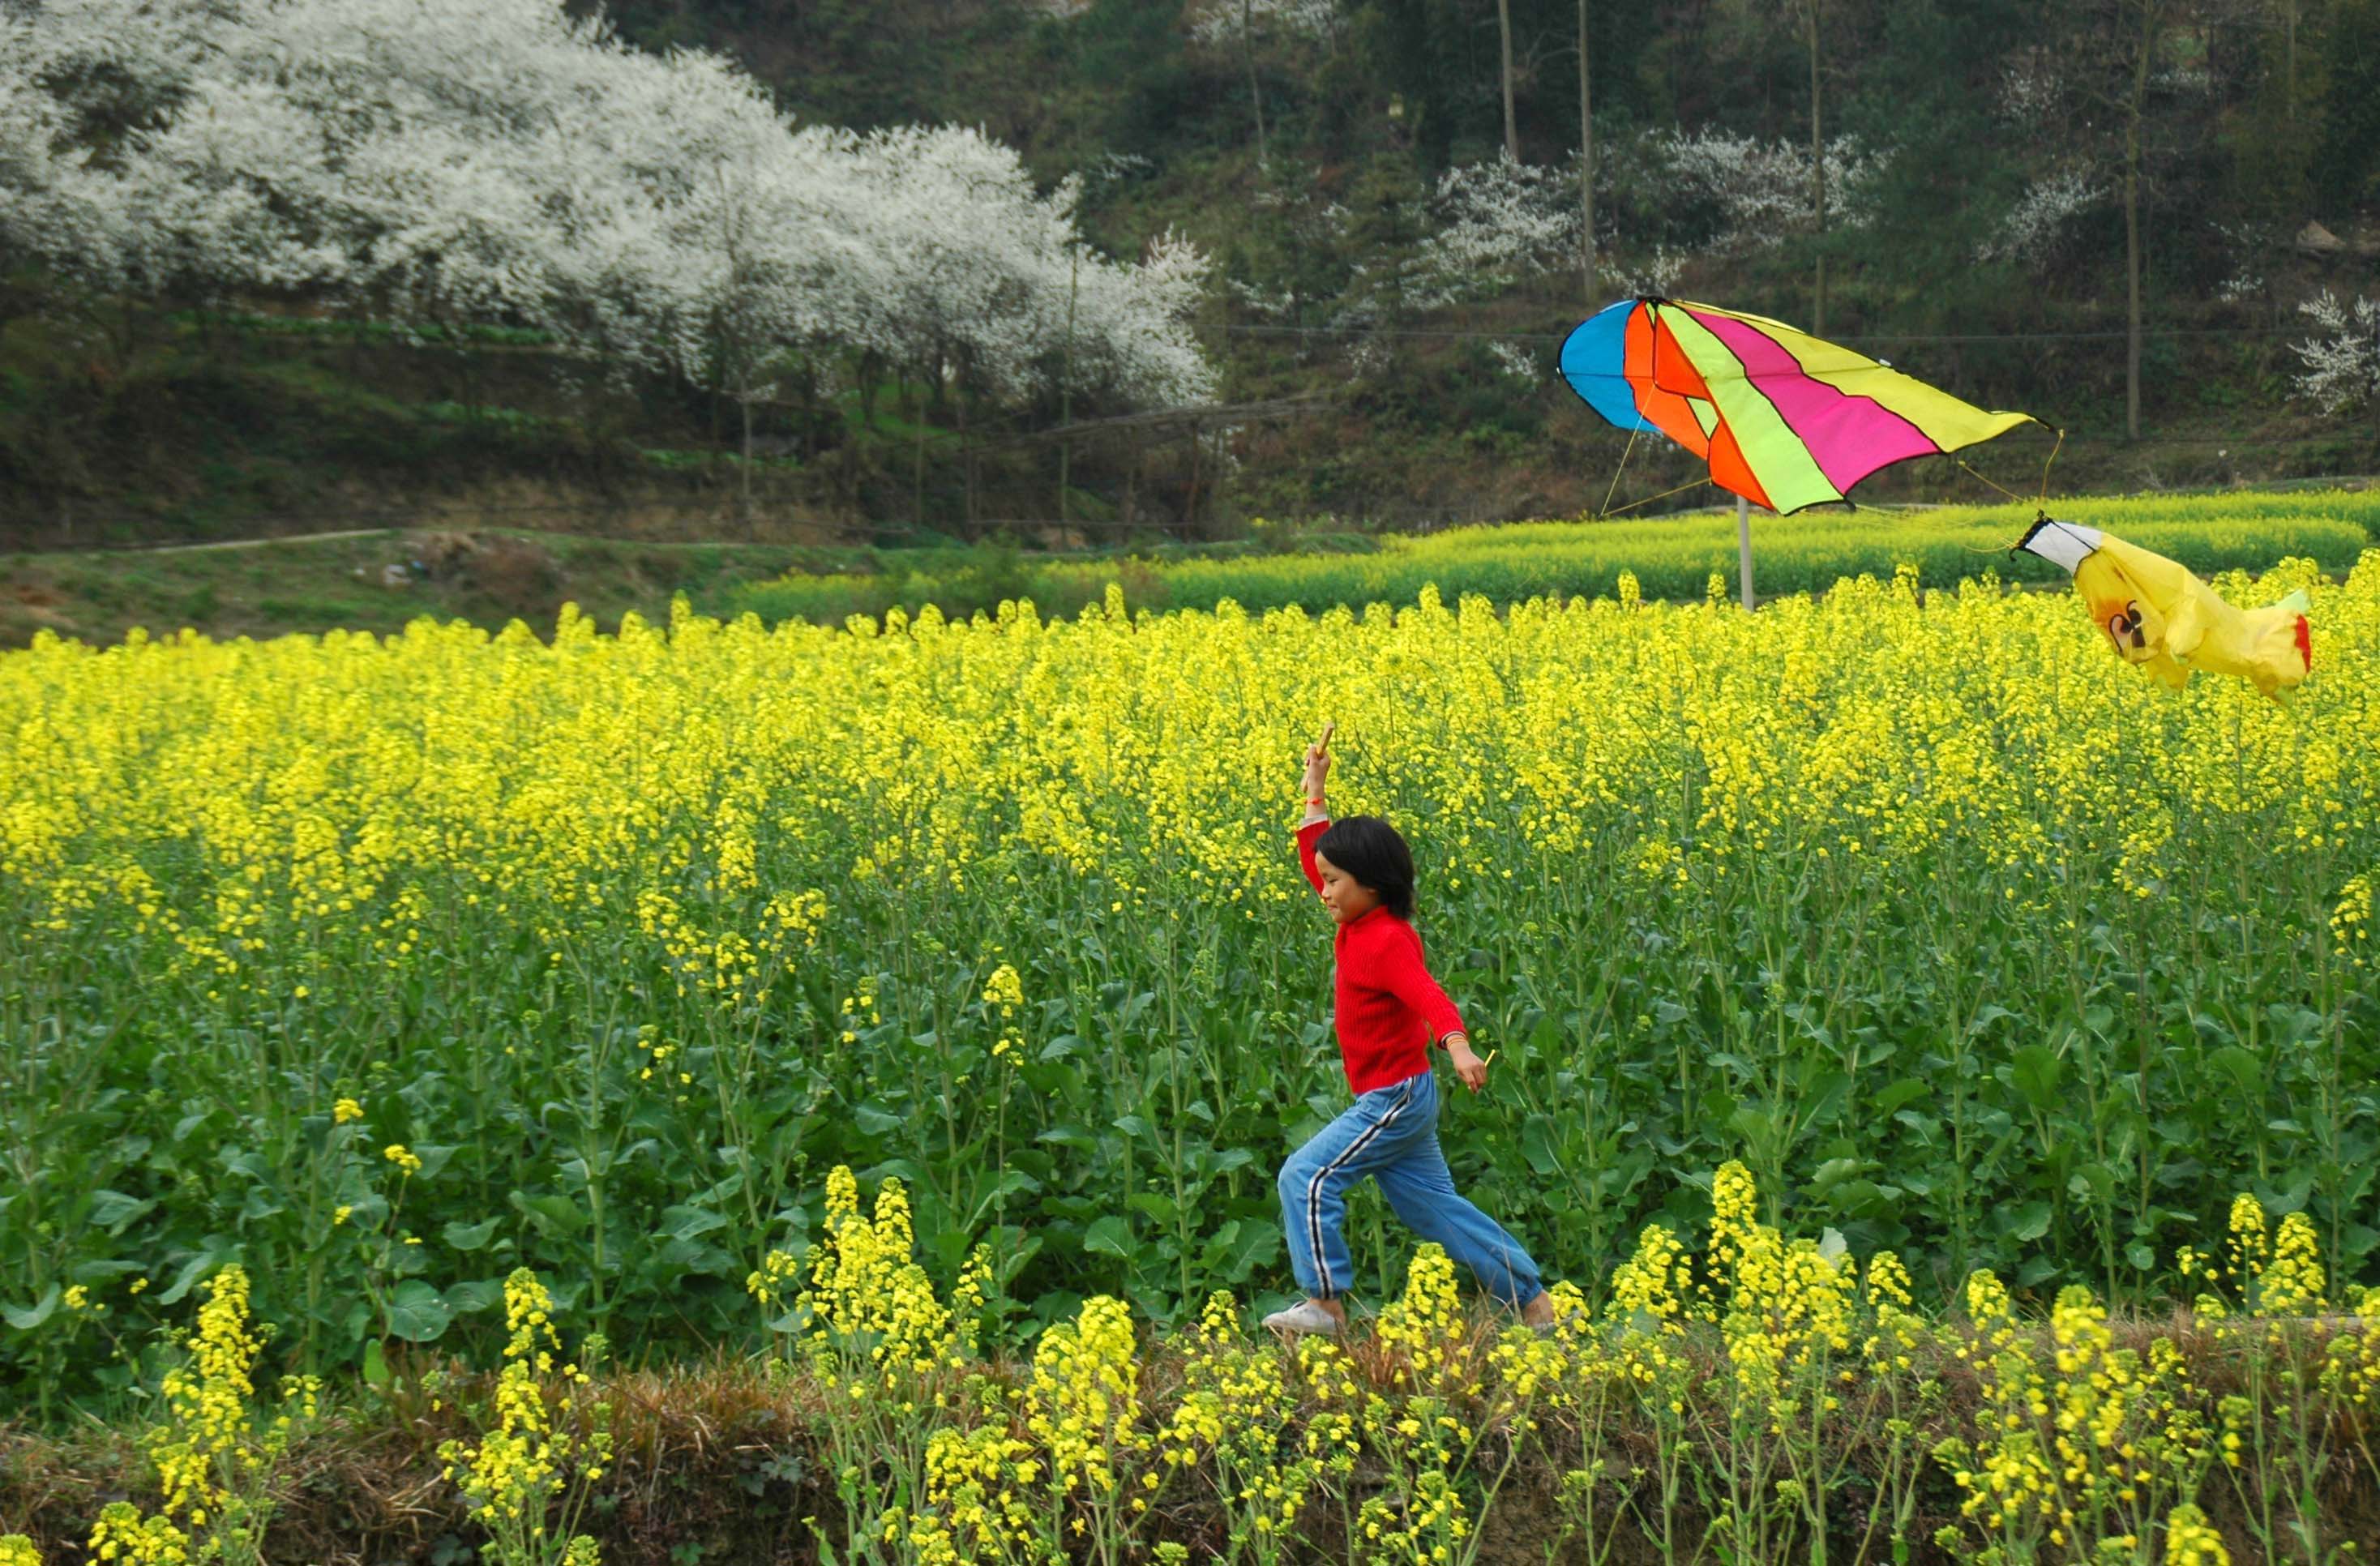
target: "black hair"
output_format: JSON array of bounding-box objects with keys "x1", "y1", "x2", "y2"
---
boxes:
[{"x1": 1314, "y1": 815, "x2": 1417, "y2": 920}]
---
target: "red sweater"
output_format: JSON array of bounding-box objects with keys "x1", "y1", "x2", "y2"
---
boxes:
[{"x1": 1297, "y1": 819, "x2": 1467, "y2": 1094}]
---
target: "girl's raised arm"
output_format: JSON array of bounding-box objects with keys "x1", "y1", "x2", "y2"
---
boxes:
[{"x1": 1296, "y1": 732, "x2": 1332, "y2": 892}]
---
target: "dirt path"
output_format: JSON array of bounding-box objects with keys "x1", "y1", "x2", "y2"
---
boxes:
[{"x1": 131, "y1": 527, "x2": 397, "y2": 555}]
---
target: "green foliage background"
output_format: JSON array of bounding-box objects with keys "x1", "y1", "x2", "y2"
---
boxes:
[{"x1": 6, "y1": 0, "x2": 2380, "y2": 547}]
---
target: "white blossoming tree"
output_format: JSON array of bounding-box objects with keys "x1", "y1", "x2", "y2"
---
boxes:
[
  {"x1": 1403, "y1": 132, "x2": 1885, "y2": 312},
  {"x1": 0, "y1": 17, "x2": 81, "y2": 265},
  {"x1": 1650, "y1": 128, "x2": 1884, "y2": 255},
  {"x1": 828, "y1": 124, "x2": 1212, "y2": 516},
  {"x1": 1407, "y1": 154, "x2": 1581, "y2": 307},
  {"x1": 0, "y1": 0, "x2": 1214, "y2": 478},
  {"x1": 1974, "y1": 171, "x2": 2104, "y2": 267},
  {"x1": 2292, "y1": 291, "x2": 2380, "y2": 419}
]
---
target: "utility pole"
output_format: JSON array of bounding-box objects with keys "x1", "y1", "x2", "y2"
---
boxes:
[
  {"x1": 1497, "y1": 0, "x2": 1519, "y2": 160},
  {"x1": 1804, "y1": 0, "x2": 1826, "y2": 336},
  {"x1": 1578, "y1": 0, "x2": 1595, "y2": 297},
  {"x1": 1737, "y1": 494, "x2": 1755, "y2": 610},
  {"x1": 1243, "y1": 0, "x2": 1268, "y2": 165}
]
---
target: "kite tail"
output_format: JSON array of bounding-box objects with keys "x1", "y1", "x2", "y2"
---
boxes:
[
  {"x1": 2271, "y1": 587, "x2": 2315, "y2": 674},
  {"x1": 2236, "y1": 588, "x2": 2315, "y2": 694}
]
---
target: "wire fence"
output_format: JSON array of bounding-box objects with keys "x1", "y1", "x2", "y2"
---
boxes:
[{"x1": 1205, "y1": 320, "x2": 2322, "y2": 344}]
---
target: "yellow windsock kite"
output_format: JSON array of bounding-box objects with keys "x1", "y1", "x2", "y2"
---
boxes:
[{"x1": 2014, "y1": 516, "x2": 2314, "y2": 697}]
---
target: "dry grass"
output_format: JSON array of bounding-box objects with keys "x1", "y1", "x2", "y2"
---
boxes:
[{"x1": 4, "y1": 1311, "x2": 2375, "y2": 1564}]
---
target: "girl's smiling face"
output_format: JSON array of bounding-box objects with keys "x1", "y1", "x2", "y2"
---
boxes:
[{"x1": 1313, "y1": 851, "x2": 1381, "y2": 926}]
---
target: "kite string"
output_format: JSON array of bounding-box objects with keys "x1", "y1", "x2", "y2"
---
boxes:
[
  {"x1": 1600, "y1": 477, "x2": 1714, "y2": 519},
  {"x1": 1597, "y1": 422, "x2": 1642, "y2": 520},
  {"x1": 1955, "y1": 426, "x2": 2068, "y2": 552},
  {"x1": 1952, "y1": 456, "x2": 2036, "y2": 553},
  {"x1": 1957, "y1": 459, "x2": 2025, "y2": 503}
]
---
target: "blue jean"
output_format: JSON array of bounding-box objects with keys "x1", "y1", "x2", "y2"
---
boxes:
[{"x1": 1276, "y1": 1068, "x2": 1543, "y2": 1307}]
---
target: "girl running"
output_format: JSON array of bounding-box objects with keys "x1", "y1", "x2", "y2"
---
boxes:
[{"x1": 1263, "y1": 726, "x2": 1557, "y2": 1337}]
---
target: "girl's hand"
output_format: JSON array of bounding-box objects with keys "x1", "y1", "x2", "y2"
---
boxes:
[
  {"x1": 1301, "y1": 736, "x2": 1333, "y2": 800},
  {"x1": 1445, "y1": 1033, "x2": 1488, "y2": 1093}
]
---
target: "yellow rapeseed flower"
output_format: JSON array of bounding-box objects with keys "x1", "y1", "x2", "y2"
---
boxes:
[
  {"x1": 2259, "y1": 1212, "x2": 2326, "y2": 1315},
  {"x1": 437, "y1": 1268, "x2": 614, "y2": 1557},
  {"x1": 797, "y1": 1167, "x2": 958, "y2": 1379},
  {"x1": 981, "y1": 962, "x2": 1025, "y2": 1015},
  {"x1": 87, "y1": 1504, "x2": 187, "y2": 1566},
  {"x1": 2162, "y1": 1502, "x2": 2229, "y2": 1564},
  {"x1": 1025, "y1": 1294, "x2": 1148, "y2": 1503}
]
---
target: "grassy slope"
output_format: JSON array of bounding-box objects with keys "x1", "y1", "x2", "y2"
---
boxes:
[
  {"x1": 7, "y1": 485, "x2": 2372, "y2": 648},
  {"x1": 0, "y1": 293, "x2": 850, "y2": 550},
  {"x1": 0, "y1": 529, "x2": 863, "y2": 648}
]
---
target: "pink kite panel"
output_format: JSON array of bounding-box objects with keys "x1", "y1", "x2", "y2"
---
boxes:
[{"x1": 1687, "y1": 310, "x2": 1938, "y2": 491}]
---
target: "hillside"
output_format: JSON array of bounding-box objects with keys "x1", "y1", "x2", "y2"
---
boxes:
[{"x1": 3, "y1": 0, "x2": 2378, "y2": 552}]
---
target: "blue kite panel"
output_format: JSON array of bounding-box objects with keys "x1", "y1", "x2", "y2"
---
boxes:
[{"x1": 1557, "y1": 300, "x2": 1656, "y2": 433}]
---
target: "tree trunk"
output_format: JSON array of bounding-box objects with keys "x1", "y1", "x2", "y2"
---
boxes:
[
  {"x1": 1183, "y1": 418, "x2": 1204, "y2": 533},
  {"x1": 957, "y1": 362, "x2": 975, "y2": 536},
  {"x1": 709, "y1": 337, "x2": 725, "y2": 446},
  {"x1": 858, "y1": 349, "x2": 882, "y2": 430},
  {"x1": 2284, "y1": 0, "x2": 2296, "y2": 122},
  {"x1": 1059, "y1": 247, "x2": 1079, "y2": 527},
  {"x1": 114, "y1": 294, "x2": 142, "y2": 379},
  {"x1": 1497, "y1": 0, "x2": 1520, "y2": 160},
  {"x1": 801, "y1": 357, "x2": 818, "y2": 466},
  {"x1": 1806, "y1": 2, "x2": 1826, "y2": 336},
  {"x1": 842, "y1": 352, "x2": 872, "y2": 515},
  {"x1": 913, "y1": 374, "x2": 927, "y2": 528},
  {"x1": 739, "y1": 386, "x2": 755, "y2": 526},
  {"x1": 1242, "y1": 0, "x2": 1268, "y2": 167},
  {"x1": 1577, "y1": 0, "x2": 1595, "y2": 298}
]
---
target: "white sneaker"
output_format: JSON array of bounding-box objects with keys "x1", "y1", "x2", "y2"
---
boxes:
[{"x1": 1261, "y1": 1299, "x2": 1342, "y2": 1337}]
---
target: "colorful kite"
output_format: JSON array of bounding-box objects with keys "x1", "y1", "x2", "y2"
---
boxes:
[
  {"x1": 1557, "y1": 297, "x2": 2044, "y2": 514},
  {"x1": 2015, "y1": 516, "x2": 2313, "y2": 696}
]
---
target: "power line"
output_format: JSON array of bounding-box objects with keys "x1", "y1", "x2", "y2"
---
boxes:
[
  {"x1": 1205, "y1": 321, "x2": 2314, "y2": 344},
  {"x1": 964, "y1": 395, "x2": 1326, "y2": 448}
]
